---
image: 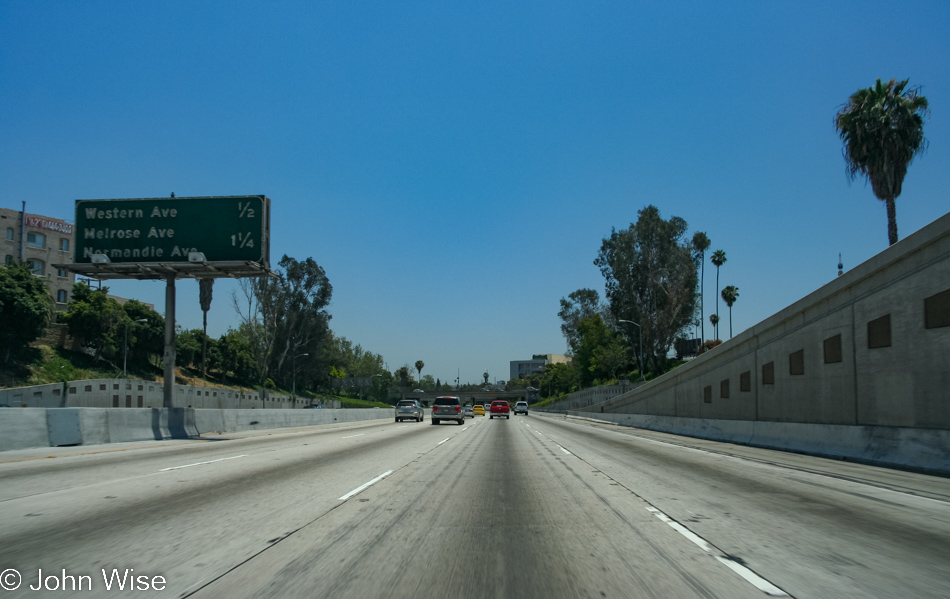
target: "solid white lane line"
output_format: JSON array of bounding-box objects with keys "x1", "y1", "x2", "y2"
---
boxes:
[
  {"x1": 160, "y1": 455, "x2": 247, "y2": 471},
  {"x1": 644, "y1": 507, "x2": 788, "y2": 596},
  {"x1": 437, "y1": 438, "x2": 451, "y2": 445},
  {"x1": 338, "y1": 470, "x2": 394, "y2": 501},
  {"x1": 342, "y1": 434, "x2": 364, "y2": 439}
]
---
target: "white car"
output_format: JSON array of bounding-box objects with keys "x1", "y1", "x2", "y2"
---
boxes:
[{"x1": 514, "y1": 401, "x2": 529, "y2": 415}]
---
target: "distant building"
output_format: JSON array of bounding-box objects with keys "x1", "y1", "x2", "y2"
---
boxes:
[
  {"x1": 510, "y1": 354, "x2": 571, "y2": 381},
  {"x1": 107, "y1": 294, "x2": 155, "y2": 312},
  {"x1": 1, "y1": 205, "x2": 76, "y2": 311}
]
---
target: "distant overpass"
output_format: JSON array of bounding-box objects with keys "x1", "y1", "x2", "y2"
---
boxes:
[{"x1": 402, "y1": 389, "x2": 535, "y2": 406}]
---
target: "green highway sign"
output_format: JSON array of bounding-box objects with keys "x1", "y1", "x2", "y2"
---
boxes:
[{"x1": 74, "y1": 195, "x2": 270, "y2": 266}]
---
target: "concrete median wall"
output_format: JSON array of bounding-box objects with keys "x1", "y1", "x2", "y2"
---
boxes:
[
  {"x1": 0, "y1": 407, "x2": 393, "y2": 451},
  {"x1": 194, "y1": 408, "x2": 393, "y2": 434},
  {"x1": 577, "y1": 210, "x2": 950, "y2": 472}
]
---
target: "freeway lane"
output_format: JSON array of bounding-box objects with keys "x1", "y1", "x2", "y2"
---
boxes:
[
  {"x1": 190, "y1": 415, "x2": 765, "y2": 599},
  {"x1": 527, "y1": 414, "x2": 950, "y2": 599},
  {"x1": 0, "y1": 413, "x2": 948, "y2": 598}
]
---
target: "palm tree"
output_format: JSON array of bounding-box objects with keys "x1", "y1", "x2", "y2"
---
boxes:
[
  {"x1": 721, "y1": 286, "x2": 739, "y2": 338},
  {"x1": 691, "y1": 232, "x2": 711, "y2": 344},
  {"x1": 834, "y1": 78, "x2": 929, "y2": 246},
  {"x1": 415, "y1": 360, "x2": 424, "y2": 386},
  {"x1": 710, "y1": 250, "x2": 727, "y2": 335},
  {"x1": 709, "y1": 314, "x2": 720, "y2": 341},
  {"x1": 199, "y1": 278, "x2": 213, "y2": 377}
]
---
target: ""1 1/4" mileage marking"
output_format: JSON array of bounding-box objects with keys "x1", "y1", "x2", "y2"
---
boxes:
[{"x1": 231, "y1": 232, "x2": 255, "y2": 248}]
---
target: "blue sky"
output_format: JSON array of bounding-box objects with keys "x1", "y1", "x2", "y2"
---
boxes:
[{"x1": 2, "y1": 1, "x2": 948, "y2": 386}]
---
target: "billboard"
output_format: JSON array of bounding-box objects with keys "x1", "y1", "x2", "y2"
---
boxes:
[{"x1": 74, "y1": 195, "x2": 269, "y2": 266}]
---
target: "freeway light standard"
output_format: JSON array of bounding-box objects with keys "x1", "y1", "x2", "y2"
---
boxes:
[{"x1": 618, "y1": 319, "x2": 646, "y2": 382}]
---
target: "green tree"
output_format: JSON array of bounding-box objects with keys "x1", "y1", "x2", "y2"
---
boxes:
[
  {"x1": 212, "y1": 329, "x2": 256, "y2": 385},
  {"x1": 594, "y1": 206, "x2": 699, "y2": 375},
  {"x1": 539, "y1": 362, "x2": 577, "y2": 398},
  {"x1": 122, "y1": 300, "x2": 164, "y2": 369},
  {"x1": 370, "y1": 370, "x2": 394, "y2": 404},
  {"x1": 557, "y1": 288, "x2": 605, "y2": 354},
  {"x1": 0, "y1": 263, "x2": 54, "y2": 363},
  {"x1": 710, "y1": 250, "x2": 726, "y2": 338},
  {"x1": 175, "y1": 329, "x2": 204, "y2": 369},
  {"x1": 62, "y1": 282, "x2": 127, "y2": 362},
  {"x1": 691, "y1": 232, "x2": 711, "y2": 344},
  {"x1": 395, "y1": 366, "x2": 411, "y2": 387},
  {"x1": 835, "y1": 78, "x2": 929, "y2": 246},
  {"x1": 233, "y1": 254, "x2": 333, "y2": 388},
  {"x1": 709, "y1": 314, "x2": 720, "y2": 341},
  {"x1": 415, "y1": 360, "x2": 425, "y2": 385},
  {"x1": 721, "y1": 286, "x2": 739, "y2": 338},
  {"x1": 573, "y1": 314, "x2": 627, "y2": 387}
]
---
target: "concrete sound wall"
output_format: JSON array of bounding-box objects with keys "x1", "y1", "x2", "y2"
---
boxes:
[
  {"x1": 0, "y1": 379, "x2": 303, "y2": 410},
  {"x1": 579, "y1": 210, "x2": 950, "y2": 470}
]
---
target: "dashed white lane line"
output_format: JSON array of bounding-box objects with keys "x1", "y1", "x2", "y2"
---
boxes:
[
  {"x1": 645, "y1": 507, "x2": 788, "y2": 596},
  {"x1": 556, "y1": 445, "x2": 572, "y2": 455},
  {"x1": 437, "y1": 438, "x2": 451, "y2": 446},
  {"x1": 338, "y1": 470, "x2": 394, "y2": 501},
  {"x1": 342, "y1": 434, "x2": 365, "y2": 439},
  {"x1": 160, "y1": 455, "x2": 247, "y2": 471},
  {"x1": 541, "y1": 420, "x2": 788, "y2": 597}
]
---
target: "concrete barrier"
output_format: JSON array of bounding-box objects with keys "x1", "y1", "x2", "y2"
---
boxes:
[
  {"x1": 0, "y1": 407, "x2": 395, "y2": 451},
  {"x1": 0, "y1": 408, "x2": 50, "y2": 452},
  {"x1": 567, "y1": 412, "x2": 950, "y2": 474},
  {"x1": 194, "y1": 408, "x2": 394, "y2": 433}
]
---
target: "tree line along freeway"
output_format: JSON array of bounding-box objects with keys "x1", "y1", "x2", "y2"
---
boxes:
[{"x1": 0, "y1": 414, "x2": 948, "y2": 598}]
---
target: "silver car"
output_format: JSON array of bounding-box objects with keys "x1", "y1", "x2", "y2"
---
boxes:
[
  {"x1": 395, "y1": 399, "x2": 424, "y2": 423},
  {"x1": 431, "y1": 396, "x2": 464, "y2": 425}
]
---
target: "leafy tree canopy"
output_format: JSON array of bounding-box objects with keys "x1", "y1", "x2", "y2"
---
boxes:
[
  {"x1": 558, "y1": 288, "x2": 606, "y2": 354},
  {"x1": 0, "y1": 263, "x2": 54, "y2": 363},
  {"x1": 835, "y1": 78, "x2": 929, "y2": 245},
  {"x1": 594, "y1": 205, "x2": 698, "y2": 375},
  {"x1": 62, "y1": 282, "x2": 128, "y2": 362}
]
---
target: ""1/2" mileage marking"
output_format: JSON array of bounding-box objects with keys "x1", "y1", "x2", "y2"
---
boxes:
[{"x1": 237, "y1": 202, "x2": 256, "y2": 218}]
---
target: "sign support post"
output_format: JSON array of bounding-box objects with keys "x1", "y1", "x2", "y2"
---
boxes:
[{"x1": 163, "y1": 275, "x2": 176, "y2": 408}]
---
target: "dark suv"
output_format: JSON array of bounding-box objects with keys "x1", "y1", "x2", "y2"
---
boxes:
[{"x1": 431, "y1": 396, "x2": 464, "y2": 425}]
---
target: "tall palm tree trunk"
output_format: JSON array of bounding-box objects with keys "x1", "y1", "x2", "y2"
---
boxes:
[
  {"x1": 715, "y1": 268, "x2": 720, "y2": 339},
  {"x1": 729, "y1": 306, "x2": 733, "y2": 338},
  {"x1": 886, "y1": 197, "x2": 899, "y2": 245},
  {"x1": 700, "y1": 260, "x2": 705, "y2": 344}
]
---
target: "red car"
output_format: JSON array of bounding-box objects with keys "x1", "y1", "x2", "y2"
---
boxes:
[{"x1": 489, "y1": 400, "x2": 510, "y2": 420}]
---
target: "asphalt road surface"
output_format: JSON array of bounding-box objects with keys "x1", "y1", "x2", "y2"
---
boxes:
[{"x1": 1, "y1": 413, "x2": 948, "y2": 598}]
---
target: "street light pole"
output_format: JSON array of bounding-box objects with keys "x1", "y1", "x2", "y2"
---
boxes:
[
  {"x1": 123, "y1": 318, "x2": 148, "y2": 379},
  {"x1": 618, "y1": 319, "x2": 646, "y2": 382}
]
